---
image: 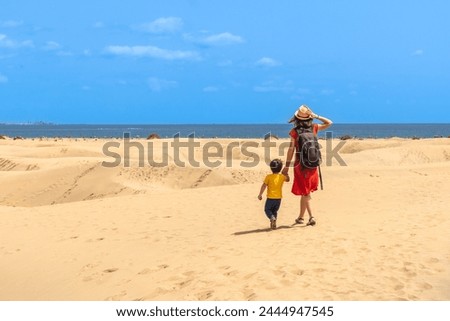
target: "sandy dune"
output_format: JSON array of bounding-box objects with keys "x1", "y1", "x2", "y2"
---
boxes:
[{"x1": 0, "y1": 137, "x2": 449, "y2": 300}]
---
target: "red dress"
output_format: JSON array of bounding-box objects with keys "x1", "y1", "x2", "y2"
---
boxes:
[{"x1": 289, "y1": 124, "x2": 319, "y2": 196}]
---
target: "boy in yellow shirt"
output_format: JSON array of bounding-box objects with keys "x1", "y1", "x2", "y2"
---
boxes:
[{"x1": 258, "y1": 159, "x2": 290, "y2": 230}]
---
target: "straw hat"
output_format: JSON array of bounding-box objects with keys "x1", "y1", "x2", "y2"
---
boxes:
[{"x1": 289, "y1": 105, "x2": 313, "y2": 122}]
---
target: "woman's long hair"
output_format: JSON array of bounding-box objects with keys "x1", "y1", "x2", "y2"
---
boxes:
[{"x1": 293, "y1": 118, "x2": 313, "y2": 129}]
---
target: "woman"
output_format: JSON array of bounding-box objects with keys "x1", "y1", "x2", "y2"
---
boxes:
[{"x1": 282, "y1": 105, "x2": 333, "y2": 226}]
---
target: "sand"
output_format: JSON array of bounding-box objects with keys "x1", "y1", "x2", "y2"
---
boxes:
[{"x1": 0, "y1": 137, "x2": 449, "y2": 301}]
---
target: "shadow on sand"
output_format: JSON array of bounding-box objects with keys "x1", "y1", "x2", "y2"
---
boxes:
[{"x1": 233, "y1": 223, "x2": 307, "y2": 236}]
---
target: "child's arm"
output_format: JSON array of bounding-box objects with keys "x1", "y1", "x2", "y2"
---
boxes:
[{"x1": 258, "y1": 183, "x2": 267, "y2": 200}]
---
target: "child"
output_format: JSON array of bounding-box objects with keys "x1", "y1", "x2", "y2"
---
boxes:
[{"x1": 258, "y1": 159, "x2": 290, "y2": 230}]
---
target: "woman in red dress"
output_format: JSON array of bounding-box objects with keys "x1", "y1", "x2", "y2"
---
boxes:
[{"x1": 282, "y1": 105, "x2": 333, "y2": 226}]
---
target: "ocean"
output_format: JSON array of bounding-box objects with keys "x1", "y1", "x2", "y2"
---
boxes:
[{"x1": 1, "y1": 123, "x2": 449, "y2": 139}]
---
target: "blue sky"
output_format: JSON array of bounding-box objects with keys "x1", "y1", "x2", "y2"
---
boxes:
[{"x1": 1, "y1": 0, "x2": 449, "y2": 124}]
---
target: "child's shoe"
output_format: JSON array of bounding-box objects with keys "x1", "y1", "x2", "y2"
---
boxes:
[{"x1": 270, "y1": 216, "x2": 277, "y2": 230}]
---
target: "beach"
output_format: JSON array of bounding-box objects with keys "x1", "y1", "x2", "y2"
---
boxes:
[{"x1": 0, "y1": 137, "x2": 449, "y2": 301}]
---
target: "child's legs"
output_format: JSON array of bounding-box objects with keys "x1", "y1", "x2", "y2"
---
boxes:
[
  {"x1": 265, "y1": 199, "x2": 281, "y2": 219},
  {"x1": 264, "y1": 199, "x2": 273, "y2": 219},
  {"x1": 271, "y1": 199, "x2": 281, "y2": 218}
]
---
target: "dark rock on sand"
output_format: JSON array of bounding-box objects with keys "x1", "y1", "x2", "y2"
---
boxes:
[
  {"x1": 264, "y1": 133, "x2": 279, "y2": 140},
  {"x1": 147, "y1": 133, "x2": 161, "y2": 139}
]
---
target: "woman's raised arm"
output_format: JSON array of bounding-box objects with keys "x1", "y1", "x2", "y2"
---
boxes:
[{"x1": 312, "y1": 114, "x2": 333, "y2": 131}]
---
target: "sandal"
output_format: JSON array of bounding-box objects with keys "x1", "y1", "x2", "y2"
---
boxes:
[
  {"x1": 306, "y1": 217, "x2": 316, "y2": 226},
  {"x1": 295, "y1": 217, "x2": 304, "y2": 225}
]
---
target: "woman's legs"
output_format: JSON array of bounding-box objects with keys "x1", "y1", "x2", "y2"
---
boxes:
[{"x1": 297, "y1": 194, "x2": 313, "y2": 221}]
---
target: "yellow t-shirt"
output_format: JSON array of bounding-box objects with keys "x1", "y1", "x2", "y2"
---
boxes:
[{"x1": 264, "y1": 173, "x2": 286, "y2": 199}]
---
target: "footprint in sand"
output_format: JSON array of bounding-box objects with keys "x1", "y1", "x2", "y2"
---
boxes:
[
  {"x1": 394, "y1": 284, "x2": 404, "y2": 291},
  {"x1": 197, "y1": 290, "x2": 214, "y2": 300},
  {"x1": 428, "y1": 257, "x2": 439, "y2": 264},
  {"x1": 183, "y1": 271, "x2": 195, "y2": 277},
  {"x1": 402, "y1": 262, "x2": 417, "y2": 277},
  {"x1": 292, "y1": 269, "x2": 305, "y2": 276},
  {"x1": 177, "y1": 279, "x2": 193, "y2": 289},
  {"x1": 243, "y1": 288, "x2": 257, "y2": 301},
  {"x1": 313, "y1": 268, "x2": 327, "y2": 273},
  {"x1": 332, "y1": 248, "x2": 347, "y2": 255},
  {"x1": 81, "y1": 263, "x2": 98, "y2": 271},
  {"x1": 138, "y1": 268, "x2": 152, "y2": 275},
  {"x1": 243, "y1": 272, "x2": 257, "y2": 279},
  {"x1": 105, "y1": 291, "x2": 127, "y2": 301},
  {"x1": 419, "y1": 282, "x2": 433, "y2": 290},
  {"x1": 385, "y1": 276, "x2": 405, "y2": 291},
  {"x1": 224, "y1": 270, "x2": 239, "y2": 277},
  {"x1": 82, "y1": 275, "x2": 93, "y2": 282},
  {"x1": 191, "y1": 169, "x2": 212, "y2": 188},
  {"x1": 103, "y1": 268, "x2": 118, "y2": 273},
  {"x1": 273, "y1": 269, "x2": 287, "y2": 277}
]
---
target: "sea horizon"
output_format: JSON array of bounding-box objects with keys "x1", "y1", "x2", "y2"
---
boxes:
[
  {"x1": 1, "y1": 123, "x2": 450, "y2": 139},
  {"x1": 1, "y1": 121, "x2": 450, "y2": 125}
]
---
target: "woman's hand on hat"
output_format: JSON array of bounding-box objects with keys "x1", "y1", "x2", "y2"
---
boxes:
[{"x1": 306, "y1": 109, "x2": 318, "y2": 118}]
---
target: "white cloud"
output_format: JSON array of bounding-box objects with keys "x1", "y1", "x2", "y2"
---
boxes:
[
  {"x1": 56, "y1": 51, "x2": 74, "y2": 57},
  {"x1": 218, "y1": 59, "x2": 233, "y2": 67},
  {"x1": 320, "y1": 89, "x2": 335, "y2": 95},
  {"x1": 291, "y1": 88, "x2": 312, "y2": 101},
  {"x1": 256, "y1": 57, "x2": 280, "y2": 67},
  {"x1": 0, "y1": 73, "x2": 8, "y2": 84},
  {"x1": 148, "y1": 77, "x2": 178, "y2": 92},
  {"x1": 134, "y1": 17, "x2": 183, "y2": 33},
  {"x1": 204, "y1": 32, "x2": 244, "y2": 45},
  {"x1": 43, "y1": 41, "x2": 61, "y2": 51},
  {"x1": 105, "y1": 45, "x2": 200, "y2": 60},
  {"x1": 297, "y1": 88, "x2": 311, "y2": 95},
  {"x1": 185, "y1": 32, "x2": 244, "y2": 46},
  {"x1": 254, "y1": 80, "x2": 294, "y2": 93},
  {"x1": 0, "y1": 20, "x2": 23, "y2": 28},
  {"x1": 0, "y1": 34, "x2": 33, "y2": 48},
  {"x1": 412, "y1": 49, "x2": 424, "y2": 56},
  {"x1": 93, "y1": 21, "x2": 105, "y2": 28},
  {"x1": 0, "y1": 54, "x2": 15, "y2": 60},
  {"x1": 203, "y1": 86, "x2": 219, "y2": 92}
]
